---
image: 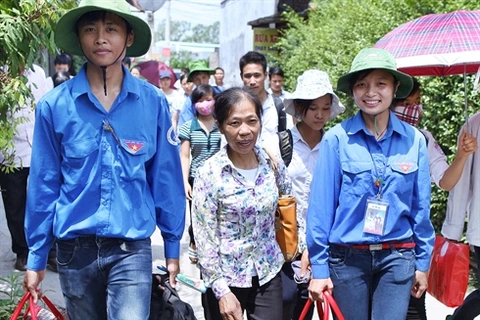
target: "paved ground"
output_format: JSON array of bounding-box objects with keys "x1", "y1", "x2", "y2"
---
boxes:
[{"x1": 0, "y1": 198, "x2": 475, "y2": 319}]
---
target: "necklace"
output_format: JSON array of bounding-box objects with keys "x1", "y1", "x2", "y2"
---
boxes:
[{"x1": 376, "y1": 126, "x2": 388, "y2": 140}]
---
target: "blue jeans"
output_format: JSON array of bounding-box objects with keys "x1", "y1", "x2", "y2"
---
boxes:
[
  {"x1": 56, "y1": 236, "x2": 152, "y2": 320},
  {"x1": 329, "y1": 244, "x2": 415, "y2": 320}
]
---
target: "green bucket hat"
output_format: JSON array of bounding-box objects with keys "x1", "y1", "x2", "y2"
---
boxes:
[
  {"x1": 187, "y1": 60, "x2": 214, "y2": 82},
  {"x1": 337, "y1": 48, "x2": 413, "y2": 99},
  {"x1": 55, "y1": 0, "x2": 151, "y2": 57}
]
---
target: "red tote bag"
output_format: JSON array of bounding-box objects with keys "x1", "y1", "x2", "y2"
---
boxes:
[
  {"x1": 299, "y1": 291, "x2": 345, "y2": 320},
  {"x1": 427, "y1": 235, "x2": 470, "y2": 307},
  {"x1": 10, "y1": 292, "x2": 64, "y2": 320}
]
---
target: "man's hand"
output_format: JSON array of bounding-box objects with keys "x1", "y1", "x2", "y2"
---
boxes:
[
  {"x1": 24, "y1": 269, "x2": 46, "y2": 303},
  {"x1": 457, "y1": 129, "x2": 478, "y2": 158},
  {"x1": 166, "y1": 258, "x2": 180, "y2": 288},
  {"x1": 411, "y1": 270, "x2": 428, "y2": 298},
  {"x1": 300, "y1": 249, "x2": 310, "y2": 278},
  {"x1": 308, "y1": 278, "x2": 333, "y2": 302},
  {"x1": 218, "y1": 292, "x2": 243, "y2": 320}
]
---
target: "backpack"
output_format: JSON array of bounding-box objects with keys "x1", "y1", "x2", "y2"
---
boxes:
[
  {"x1": 273, "y1": 96, "x2": 293, "y2": 166},
  {"x1": 149, "y1": 274, "x2": 197, "y2": 320}
]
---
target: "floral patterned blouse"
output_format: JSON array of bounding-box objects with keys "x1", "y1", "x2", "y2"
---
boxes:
[{"x1": 192, "y1": 145, "x2": 291, "y2": 300}]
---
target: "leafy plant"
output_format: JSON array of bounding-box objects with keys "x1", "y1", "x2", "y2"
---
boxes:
[
  {"x1": 0, "y1": 0, "x2": 75, "y2": 170},
  {"x1": 0, "y1": 274, "x2": 24, "y2": 319}
]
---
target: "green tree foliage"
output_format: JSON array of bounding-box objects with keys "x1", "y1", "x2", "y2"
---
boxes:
[
  {"x1": 0, "y1": 0, "x2": 75, "y2": 168},
  {"x1": 275, "y1": 0, "x2": 480, "y2": 232}
]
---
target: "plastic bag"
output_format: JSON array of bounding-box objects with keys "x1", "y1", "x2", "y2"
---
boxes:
[{"x1": 427, "y1": 235, "x2": 470, "y2": 307}]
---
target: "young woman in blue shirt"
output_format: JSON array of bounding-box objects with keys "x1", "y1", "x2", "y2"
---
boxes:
[{"x1": 306, "y1": 48, "x2": 435, "y2": 320}]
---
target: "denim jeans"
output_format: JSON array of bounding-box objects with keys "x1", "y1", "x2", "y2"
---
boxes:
[
  {"x1": 56, "y1": 236, "x2": 152, "y2": 320},
  {"x1": 329, "y1": 244, "x2": 415, "y2": 320}
]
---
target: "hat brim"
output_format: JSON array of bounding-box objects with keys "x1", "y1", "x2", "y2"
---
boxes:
[
  {"x1": 284, "y1": 92, "x2": 345, "y2": 120},
  {"x1": 55, "y1": 6, "x2": 151, "y2": 57},
  {"x1": 187, "y1": 69, "x2": 215, "y2": 82},
  {"x1": 337, "y1": 68, "x2": 413, "y2": 99}
]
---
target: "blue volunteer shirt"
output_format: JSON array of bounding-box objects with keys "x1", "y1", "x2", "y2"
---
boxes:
[
  {"x1": 178, "y1": 96, "x2": 194, "y2": 128},
  {"x1": 306, "y1": 111, "x2": 435, "y2": 279},
  {"x1": 25, "y1": 65, "x2": 186, "y2": 270}
]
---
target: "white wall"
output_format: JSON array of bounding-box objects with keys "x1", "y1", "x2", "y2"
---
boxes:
[{"x1": 219, "y1": 0, "x2": 277, "y2": 87}]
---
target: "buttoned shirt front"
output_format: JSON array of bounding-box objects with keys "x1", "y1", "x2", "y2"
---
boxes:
[
  {"x1": 288, "y1": 125, "x2": 323, "y2": 254},
  {"x1": 25, "y1": 65, "x2": 186, "y2": 270},
  {"x1": 192, "y1": 146, "x2": 291, "y2": 299}
]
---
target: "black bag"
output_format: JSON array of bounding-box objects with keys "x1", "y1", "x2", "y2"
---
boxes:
[
  {"x1": 277, "y1": 129, "x2": 293, "y2": 167},
  {"x1": 149, "y1": 274, "x2": 197, "y2": 320},
  {"x1": 273, "y1": 96, "x2": 287, "y2": 132}
]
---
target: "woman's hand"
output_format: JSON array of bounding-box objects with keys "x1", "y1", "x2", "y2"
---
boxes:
[
  {"x1": 218, "y1": 292, "x2": 243, "y2": 320},
  {"x1": 308, "y1": 278, "x2": 333, "y2": 302},
  {"x1": 411, "y1": 270, "x2": 428, "y2": 298},
  {"x1": 185, "y1": 183, "x2": 192, "y2": 201},
  {"x1": 457, "y1": 129, "x2": 478, "y2": 158},
  {"x1": 300, "y1": 249, "x2": 310, "y2": 278}
]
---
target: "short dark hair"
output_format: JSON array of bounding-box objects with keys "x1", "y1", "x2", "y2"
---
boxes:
[
  {"x1": 181, "y1": 67, "x2": 190, "y2": 74},
  {"x1": 239, "y1": 51, "x2": 267, "y2": 75},
  {"x1": 54, "y1": 53, "x2": 72, "y2": 67},
  {"x1": 52, "y1": 71, "x2": 71, "y2": 88},
  {"x1": 76, "y1": 11, "x2": 132, "y2": 36},
  {"x1": 268, "y1": 66, "x2": 284, "y2": 79},
  {"x1": 215, "y1": 67, "x2": 224, "y2": 73},
  {"x1": 191, "y1": 84, "x2": 214, "y2": 105},
  {"x1": 214, "y1": 87, "x2": 263, "y2": 127},
  {"x1": 122, "y1": 57, "x2": 132, "y2": 68}
]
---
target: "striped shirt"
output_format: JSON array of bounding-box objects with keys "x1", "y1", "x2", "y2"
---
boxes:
[{"x1": 178, "y1": 117, "x2": 221, "y2": 179}]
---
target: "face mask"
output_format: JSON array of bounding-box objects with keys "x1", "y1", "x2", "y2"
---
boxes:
[
  {"x1": 393, "y1": 103, "x2": 423, "y2": 127},
  {"x1": 194, "y1": 99, "x2": 215, "y2": 116}
]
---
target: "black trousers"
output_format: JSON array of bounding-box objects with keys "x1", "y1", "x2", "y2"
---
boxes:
[
  {"x1": 450, "y1": 246, "x2": 480, "y2": 320},
  {"x1": 203, "y1": 272, "x2": 283, "y2": 320},
  {"x1": 0, "y1": 167, "x2": 29, "y2": 257},
  {"x1": 187, "y1": 177, "x2": 195, "y2": 246},
  {"x1": 281, "y1": 261, "x2": 313, "y2": 320}
]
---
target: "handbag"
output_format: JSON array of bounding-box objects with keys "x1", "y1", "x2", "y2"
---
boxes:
[
  {"x1": 427, "y1": 235, "x2": 470, "y2": 307},
  {"x1": 264, "y1": 148, "x2": 299, "y2": 262},
  {"x1": 10, "y1": 292, "x2": 64, "y2": 320},
  {"x1": 299, "y1": 291, "x2": 345, "y2": 320}
]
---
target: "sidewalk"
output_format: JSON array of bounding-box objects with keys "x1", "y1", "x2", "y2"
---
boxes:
[{"x1": 0, "y1": 199, "x2": 468, "y2": 319}]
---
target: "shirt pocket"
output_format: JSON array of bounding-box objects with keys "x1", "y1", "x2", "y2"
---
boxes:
[
  {"x1": 389, "y1": 162, "x2": 418, "y2": 195},
  {"x1": 341, "y1": 161, "x2": 372, "y2": 196},
  {"x1": 62, "y1": 138, "x2": 99, "y2": 186},
  {"x1": 116, "y1": 142, "x2": 148, "y2": 182}
]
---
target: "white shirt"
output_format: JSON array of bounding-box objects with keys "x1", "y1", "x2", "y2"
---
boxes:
[
  {"x1": 161, "y1": 89, "x2": 181, "y2": 114},
  {"x1": 287, "y1": 125, "x2": 321, "y2": 253},
  {"x1": 421, "y1": 129, "x2": 449, "y2": 188},
  {"x1": 442, "y1": 112, "x2": 480, "y2": 246},
  {"x1": 267, "y1": 88, "x2": 290, "y2": 101},
  {"x1": 259, "y1": 94, "x2": 279, "y2": 146},
  {"x1": 0, "y1": 64, "x2": 47, "y2": 167}
]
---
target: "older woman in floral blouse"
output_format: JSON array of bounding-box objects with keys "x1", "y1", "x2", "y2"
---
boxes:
[{"x1": 192, "y1": 87, "x2": 291, "y2": 320}]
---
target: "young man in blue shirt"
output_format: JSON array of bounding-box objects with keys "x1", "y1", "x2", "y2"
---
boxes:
[{"x1": 23, "y1": 1, "x2": 185, "y2": 319}]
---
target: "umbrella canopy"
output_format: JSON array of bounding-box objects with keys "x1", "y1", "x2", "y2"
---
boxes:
[
  {"x1": 374, "y1": 10, "x2": 480, "y2": 76},
  {"x1": 135, "y1": 60, "x2": 177, "y2": 89}
]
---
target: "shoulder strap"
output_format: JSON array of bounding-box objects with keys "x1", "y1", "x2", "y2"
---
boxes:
[
  {"x1": 273, "y1": 96, "x2": 287, "y2": 132},
  {"x1": 277, "y1": 129, "x2": 293, "y2": 167}
]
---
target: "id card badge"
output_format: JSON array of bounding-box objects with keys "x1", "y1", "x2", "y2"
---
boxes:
[{"x1": 363, "y1": 197, "x2": 389, "y2": 235}]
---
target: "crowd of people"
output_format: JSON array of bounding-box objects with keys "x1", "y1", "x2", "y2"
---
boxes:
[{"x1": 1, "y1": 0, "x2": 479, "y2": 320}]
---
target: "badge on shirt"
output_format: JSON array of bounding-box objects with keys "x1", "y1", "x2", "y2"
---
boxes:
[
  {"x1": 122, "y1": 140, "x2": 145, "y2": 154},
  {"x1": 363, "y1": 197, "x2": 389, "y2": 235}
]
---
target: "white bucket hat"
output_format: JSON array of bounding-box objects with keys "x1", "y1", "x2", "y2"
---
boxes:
[{"x1": 284, "y1": 69, "x2": 345, "y2": 120}]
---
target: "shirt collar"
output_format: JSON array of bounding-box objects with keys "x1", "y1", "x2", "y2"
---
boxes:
[
  {"x1": 72, "y1": 64, "x2": 141, "y2": 102},
  {"x1": 347, "y1": 110, "x2": 409, "y2": 138},
  {"x1": 190, "y1": 117, "x2": 219, "y2": 132},
  {"x1": 217, "y1": 145, "x2": 269, "y2": 170},
  {"x1": 291, "y1": 125, "x2": 324, "y2": 149}
]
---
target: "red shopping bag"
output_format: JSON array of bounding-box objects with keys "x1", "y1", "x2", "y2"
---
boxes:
[
  {"x1": 299, "y1": 291, "x2": 345, "y2": 320},
  {"x1": 10, "y1": 292, "x2": 64, "y2": 320},
  {"x1": 427, "y1": 235, "x2": 470, "y2": 307}
]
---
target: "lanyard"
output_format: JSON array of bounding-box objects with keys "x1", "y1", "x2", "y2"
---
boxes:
[{"x1": 365, "y1": 132, "x2": 393, "y2": 199}]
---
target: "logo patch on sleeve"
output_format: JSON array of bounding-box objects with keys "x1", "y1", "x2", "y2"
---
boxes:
[{"x1": 396, "y1": 162, "x2": 413, "y2": 173}]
